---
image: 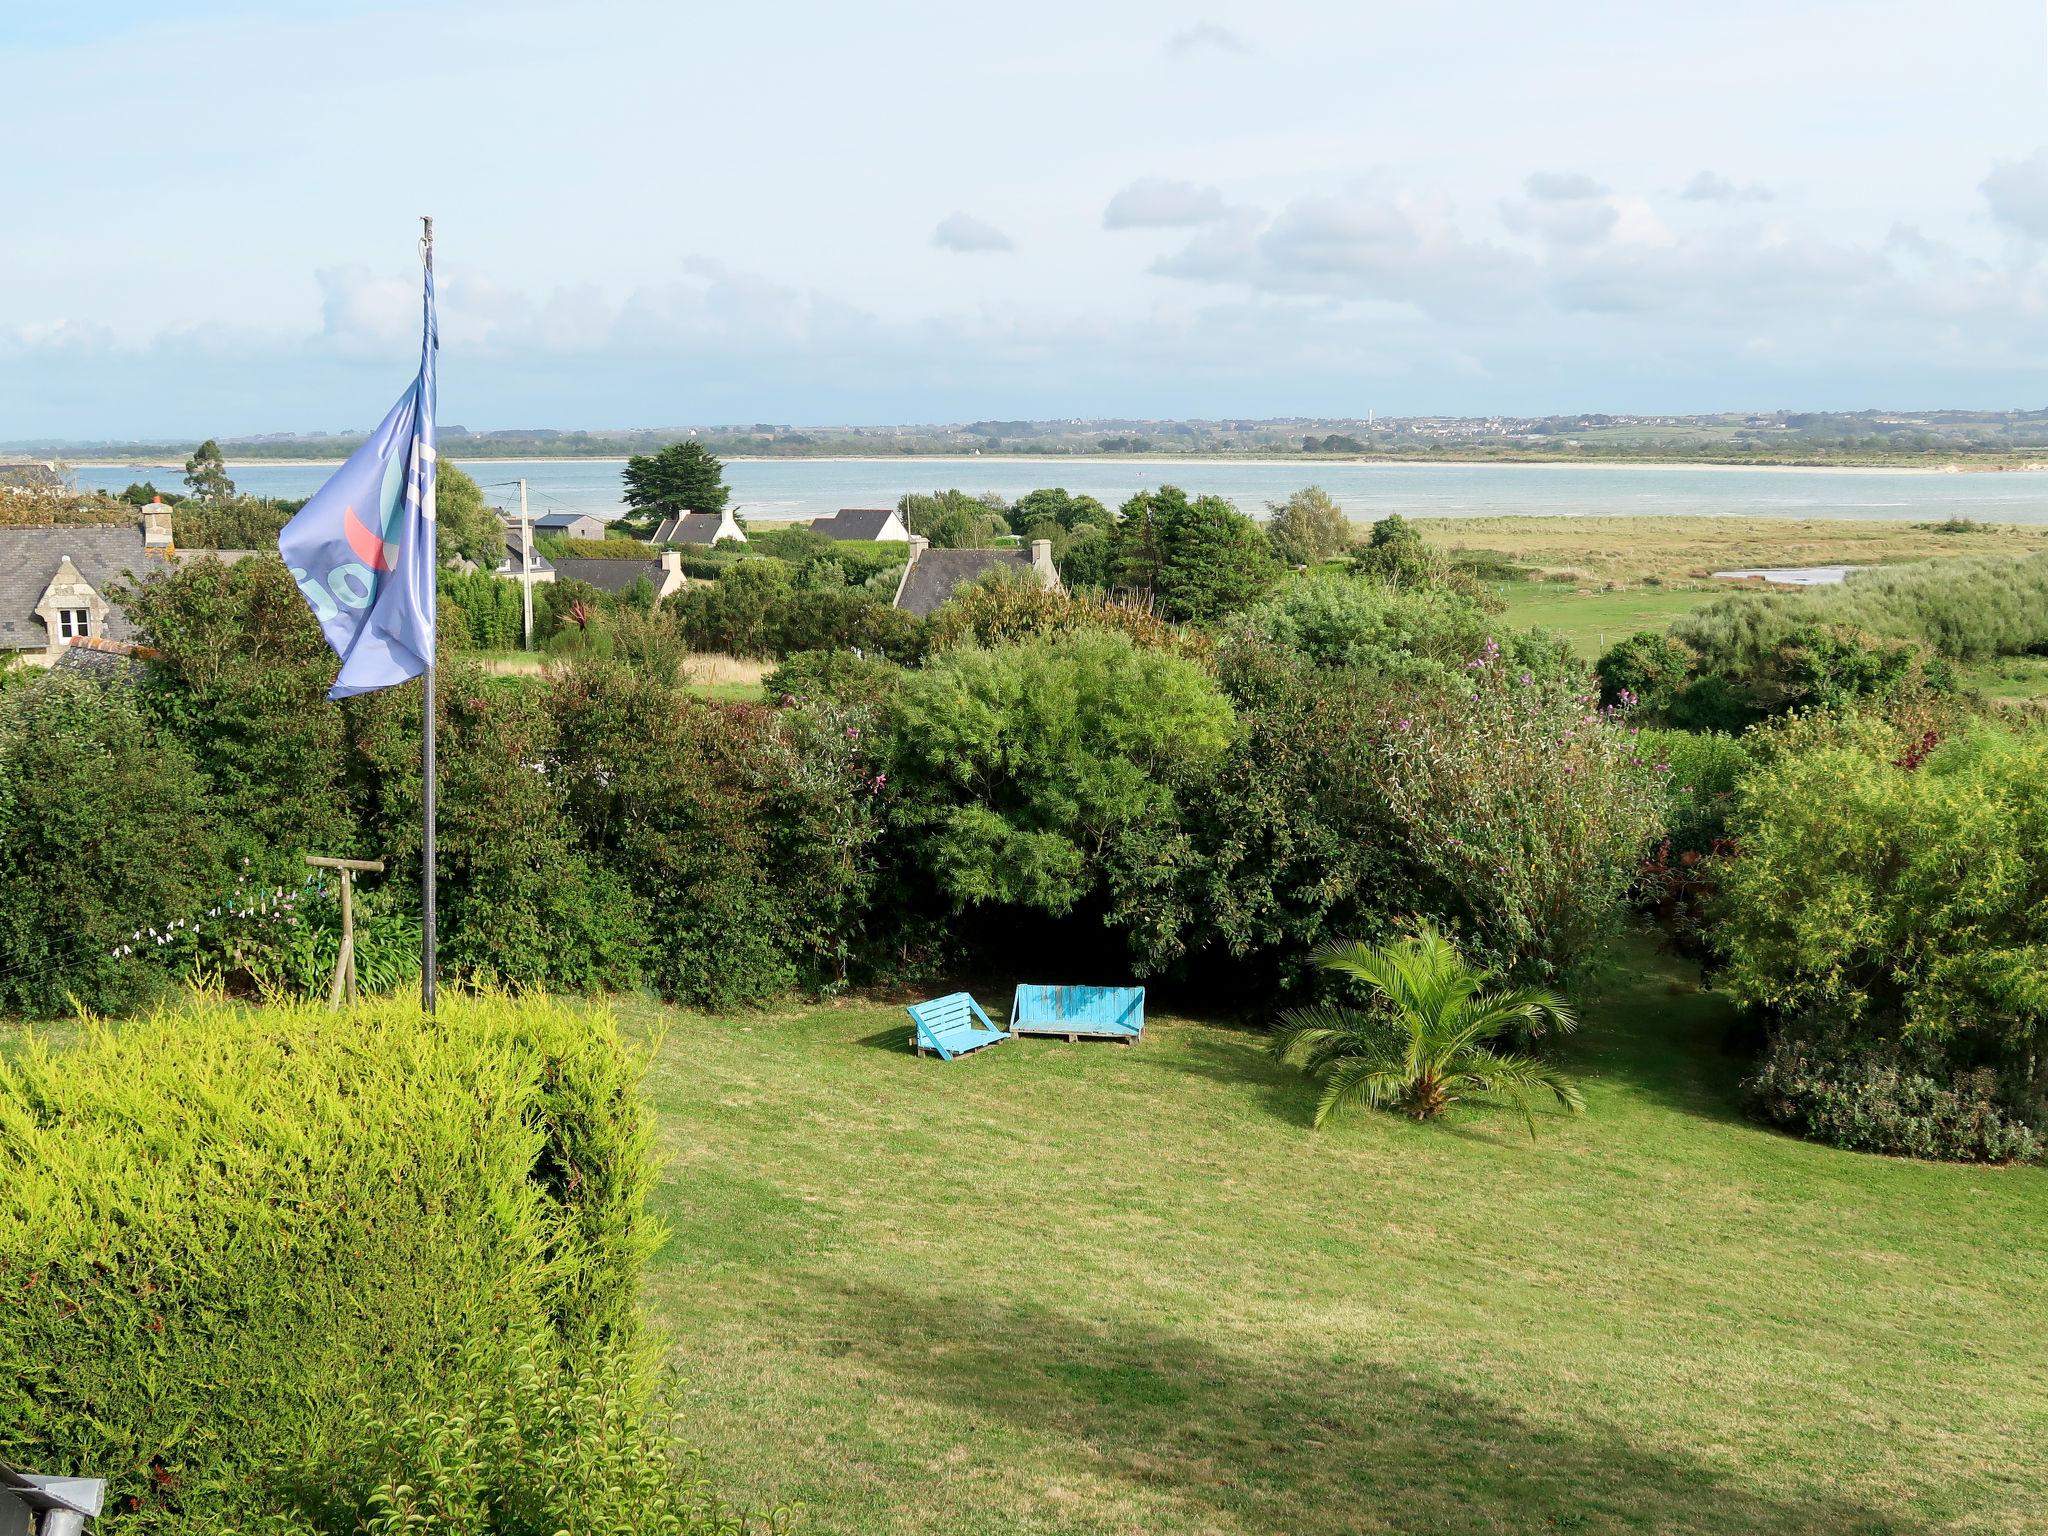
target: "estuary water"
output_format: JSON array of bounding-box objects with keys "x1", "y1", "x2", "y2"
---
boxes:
[{"x1": 70, "y1": 457, "x2": 2048, "y2": 526}]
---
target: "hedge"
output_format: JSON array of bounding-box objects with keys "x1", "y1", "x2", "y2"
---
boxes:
[{"x1": 0, "y1": 993, "x2": 659, "y2": 1532}]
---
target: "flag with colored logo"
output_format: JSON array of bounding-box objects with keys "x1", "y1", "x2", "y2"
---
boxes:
[{"x1": 279, "y1": 266, "x2": 438, "y2": 699}]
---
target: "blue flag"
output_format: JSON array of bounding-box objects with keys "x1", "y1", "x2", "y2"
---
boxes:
[{"x1": 279, "y1": 266, "x2": 438, "y2": 700}]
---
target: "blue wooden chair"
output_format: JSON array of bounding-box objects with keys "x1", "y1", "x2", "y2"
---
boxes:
[
  {"x1": 905, "y1": 991, "x2": 1008, "y2": 1061},
  {"x1": 1008, "y1": 984, "x2": 1146, "y2": 1045}
]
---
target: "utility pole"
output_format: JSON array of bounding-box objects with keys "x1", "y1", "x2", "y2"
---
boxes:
[
  {"x1": 307, "y1": 855, "x2": 386, "y2": 1007},
  {"x1": 518, "y1": 477, "x2": 534, "y2": 649}
]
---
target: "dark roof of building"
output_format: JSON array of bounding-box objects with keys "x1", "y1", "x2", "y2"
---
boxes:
[
  {"x1": 808, "y1": 508, "x2": 902, "y2": 540},
  {"x1": 894, "y1": 547, "x2": 1040, "y2": 617},
  {"x1": 550, "y1": 557, "x2": 667, "y2": 594},
  {"x1": 0, "y1": 524, "x2": 166, "y2": 650},
  {"x1": 533, "y1": 511, "x2": 601, "y2": 530},
  {"x1": 652, "y1": 512, "x2": 740, "y2": 545},
  {"x1": 51, "y1": 636, "x2": 154, "y2": 684}
]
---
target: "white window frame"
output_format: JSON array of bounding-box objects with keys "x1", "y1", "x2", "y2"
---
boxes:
[{"x1": 57, "y1": 608, "x2": 90, "y2": 639}]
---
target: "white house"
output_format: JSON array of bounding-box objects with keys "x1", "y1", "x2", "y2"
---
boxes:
[
  {"x1": 650, "y1": 509, "x2": 748, "y2": 546},
  {"x1": 808, "y1": 507, "x2": 909, "y2": 542}
]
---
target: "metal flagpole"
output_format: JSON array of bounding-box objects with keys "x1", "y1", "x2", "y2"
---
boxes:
[{"x1": 420, "y1": 214, "x2": 438, "y2": 1017}]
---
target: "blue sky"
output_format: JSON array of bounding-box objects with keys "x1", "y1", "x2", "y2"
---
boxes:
[{"x1": 6, "y1": 0, "x2": 2048, "y2": 437}]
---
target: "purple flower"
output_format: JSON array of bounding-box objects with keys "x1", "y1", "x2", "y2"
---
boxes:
[{"x1": 1517, "y1": 672, "x2": 1533, "y2": 686}]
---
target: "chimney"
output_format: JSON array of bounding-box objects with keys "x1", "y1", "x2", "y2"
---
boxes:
[
  {"x1": 140, "y1": 500, "x2": 173, "y2": 550},
  {"x1": 1029, "y1": 538, "x2": 1057, "y2": 584},
  {"x1": 659, "y1": 549, "x2": 681, "y2": 575},
  {"x1": 907, "y1": 534, "x2": 930, "y2": 559}
]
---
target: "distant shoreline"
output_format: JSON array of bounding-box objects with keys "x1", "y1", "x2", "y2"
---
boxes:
[{"x1": 62, "y1": 454, "x2": 2035, "y2": 475}]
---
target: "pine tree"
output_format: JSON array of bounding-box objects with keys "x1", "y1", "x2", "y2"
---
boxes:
[
  {"x1": 183, "y1": 439, "x2": 235, "y2": 503},
  {"x1": 619, "y1": 441, "x2": 728, "y2": 533}
]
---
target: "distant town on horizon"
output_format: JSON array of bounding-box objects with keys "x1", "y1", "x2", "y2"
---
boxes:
[{"x1": 15, "y1": 406, "x2": 2048, "y2": 466}]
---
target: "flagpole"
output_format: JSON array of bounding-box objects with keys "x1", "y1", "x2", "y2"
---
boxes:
[{"x1": 420, "y1": 214, "x2": 438, "y2": 1018}]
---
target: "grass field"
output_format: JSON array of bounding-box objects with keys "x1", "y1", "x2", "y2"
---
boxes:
[
  {"x1": 1490, "y1": 583, "x2": 1723, "y2": 657},
  {"x1": 1418, "y1": 515, "x2": 2048, "y2": 585},
  {"x1": 633, "y1": 937, "x2": 2048, "y2": 1536}
]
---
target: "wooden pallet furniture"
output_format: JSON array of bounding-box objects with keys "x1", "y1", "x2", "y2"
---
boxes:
[
  {"x1": 1008, "y1": 984, "x2": 1145, "y2": 1045},
  {"x1": 905, "y1": 991, "x2": 1008, "y2": 1060}
]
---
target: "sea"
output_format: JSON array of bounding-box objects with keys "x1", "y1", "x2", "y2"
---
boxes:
[{"x1": 67, "y1": 457, "x2": 2048, "y2": 526}]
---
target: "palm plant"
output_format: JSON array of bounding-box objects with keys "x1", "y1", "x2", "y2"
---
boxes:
[{"x1": 1270, "y1": 922, "x2": 1585, "y2": 1136}]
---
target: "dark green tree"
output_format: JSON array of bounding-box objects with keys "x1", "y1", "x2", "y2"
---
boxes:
[
  {"x1": 897, "y1": 489, "x2": 1008, "y2": 549},
  {"x1": 619, "y1": 441, "x2": 729, "y2": 533},
  {"x1": 436, "y1": 462, "x2": 508, "y2": 567},
  {"x1": 1117, "y1": 486, "x2": 1277, "y2": 622},
  {"x1": 183, "y1": 439, "x2": 235, "y2": 503}
]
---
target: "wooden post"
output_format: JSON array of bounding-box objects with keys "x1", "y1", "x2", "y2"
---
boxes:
[{"x1": 307, "y1": 856, "x2": 385, "y2": 1009}]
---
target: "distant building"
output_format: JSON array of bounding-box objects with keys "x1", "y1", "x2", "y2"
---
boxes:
[
  {"x1": 551, "y1": 552, "x2": 686, "y2": 603},
  {"x1": 456, "y1": 523, "x2": 558, "y2": 584},
  {"x1": 892, "y1": 536, "x2": 1061, "y2": 618},
  {"x1": 650, "y1": 509, "x2": 748, "y2": 547},
  {"x1": 0, "y1": 460, "x2": 64, "y2": 492},
  {"x1": 808, "y1": 507, "x2": 910, "y2": 542},
  {"x1": 0, "y1": 508, "x2": 182, "y2": 661},
  {"x1": 531, "y1": 511, "x2": 609, "y2": 542}
]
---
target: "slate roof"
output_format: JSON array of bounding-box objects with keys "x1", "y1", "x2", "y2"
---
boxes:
[
  {"x1": 893, "y1": 547, "x2": 1043, "y2": 617},
  {"x1": 808, "y1": 508, "x2": 903, "y2": 541},
  {"x1": 533, "y1": 511, "x2": 605, "y2": 533},
  {"x1": 52, "y1": 636, "x2": 154, "y2": 684},
  {"x1": 551, "y1": 557, "x2": 668, "y2": 594},
  {"x1": 651, "y1": 512, "x2": 741, "y2": 545},
  {"x1": 0, "y1": 524, "x2": 167, "y2": 650}
]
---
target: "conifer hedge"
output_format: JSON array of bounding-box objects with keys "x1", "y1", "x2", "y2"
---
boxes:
[{"x1": 0, "y1": 993, "x2": 660, "y2": 1531}]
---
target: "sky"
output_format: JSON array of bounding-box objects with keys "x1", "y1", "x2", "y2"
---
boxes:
[{"x1": 7, "y1": 0, "x2": 2048, "y2": 438}]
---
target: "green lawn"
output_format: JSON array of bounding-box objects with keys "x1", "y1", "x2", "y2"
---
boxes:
[
  {"x1": 632, "y1": 938, "x2": 2048, "y2": 1535},
  {"x1": 1492, "y1": 583, "x2": 1724, "y2": 658}
]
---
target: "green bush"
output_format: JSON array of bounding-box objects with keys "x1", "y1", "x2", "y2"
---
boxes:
[
  {"x1": 1711, "y1": 723, "x2": 2048, "y2": 1084},
  {"x1": 1746, "y1": 1024, "x2": 2038, "y2": 1163},
  {"x1": 0, "y1": 672, "x2": 224, "y2": 1016},
  {"x1": 440, "y1": 568, "x2": 527, "y2": 651},
  {"x1": 537, "y1": 534, "x2": 656, "y2": 561},
  {"x1": 0, "y1": 993, "x2": 661, "y2": 1532},
  {"x1": 551, "y1": 661, "x2": 884, "y2": 1007},
  {"x1": 1378, "y1": 639, "x2": 1666, "y2": 981},
  {"x1": 1638, "y1": 728, "x2": 1753, "y2": 854},
  {"x1": 887, "y1": 632, "x2": 1235, "y2": 922},
  {"x1": 290, "y1": 1337, "x2": 785, "y2": 1535}
]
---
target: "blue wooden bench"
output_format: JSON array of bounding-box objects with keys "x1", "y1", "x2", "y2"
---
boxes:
[
  {"x1": 1008, "y1": 984, "x2": 1145, "y2": 1045},
  {"x1": 905, "y1": 991, "x2": 1008, "y2": 1061}
]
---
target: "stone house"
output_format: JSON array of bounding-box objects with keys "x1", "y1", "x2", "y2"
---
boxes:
[
  {"x1": 891, "y1": 536, "x2": 1062, "y2": 617},
  {"x1": 0, "y1": 507, "x2": 182, "y2": 662}
]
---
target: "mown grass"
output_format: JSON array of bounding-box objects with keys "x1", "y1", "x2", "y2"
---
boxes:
[
  {"x1": 632, "y1": 936, "x2": 2048, "y2": 1535},
  {"x1": 1491, "y1": 583, "x2": 1723, "y2": 657},
  {"x1": 1420, "y1": 515, "x2": 2048, "y2": 586}
]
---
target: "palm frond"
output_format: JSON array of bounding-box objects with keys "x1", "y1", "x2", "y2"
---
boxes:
[
  {"x1": 1444, "y1": 1049, "x2": 1586, "y2": 1139},
  {"x1": 1471, "y1": 984, "x2": 1579, "y2": 1037},
  {"x1": 1313, "y1": 1056, "x2": 1408, "y2": 1129}
]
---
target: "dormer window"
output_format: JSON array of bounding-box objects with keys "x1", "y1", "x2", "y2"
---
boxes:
[{"x1": 57, "y1": 608, "x2": 90, "y2": 639}]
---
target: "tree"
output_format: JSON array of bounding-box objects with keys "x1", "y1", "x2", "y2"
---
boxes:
[
  {"x1": 436, "y1": 462, "x2": 508, "y2": 567},
  {"x1": 897, "y1": 489, "x2": 1009, "y2": 549},
  {"x1": 119, "y1": 480, "x2": 169, "y2": 507},
  {"x1": 1269, "y1": 923, "x2": 1583, "y2": 1135},
  {"x1": 619, "y1": 441, "x2": 728, "y2": 533},
  {"x1": 888, "y1": 632, "x2": 1235, "y2": 919},
  {"x1": 183, "y1": 439, "x2": 235, "y2": 503},
  {"x1": 1011, "y1": 487, "x2": 1112, "y2": 536},
  {"x1": 1351, "y1": 512, "x2": 1441, "y2": 587},
  {"x1": 1116, "y1": 486, "x2": 1277, "y2": 622},
  {"x1": 1265, "y1": 486, "x2": 1353, "y2": 567}
]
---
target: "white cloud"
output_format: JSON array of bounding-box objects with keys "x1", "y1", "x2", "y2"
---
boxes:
[
  {"x1": 1681, "y1": 170, "x2": 1774, "y2": 204},
  {"x1": 932, "y1": 212, "x2": 1015, "y2": 253},
  {"x1": 1103, "y1": 177, "x2": 1233, "y2": 229},
  {"x1": 1982, "y1": 148, "x2": 2048, "y2": 238},
  {"x1": 1165, "y1": 20, "x2": 1252, "y2": 57},
  {"x1": 1523, "y1": 171, "x2": 1607, "y2": 203}
]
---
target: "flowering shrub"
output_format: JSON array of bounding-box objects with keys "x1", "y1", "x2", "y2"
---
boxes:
[{"x1": 1378, "y1": 638, "x2": 1667, "y2": 980}]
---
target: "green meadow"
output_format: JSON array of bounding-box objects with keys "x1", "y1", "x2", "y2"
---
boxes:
[{"x1": 632, "y1": 936, "x2": 2048, "y2": 1536}]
